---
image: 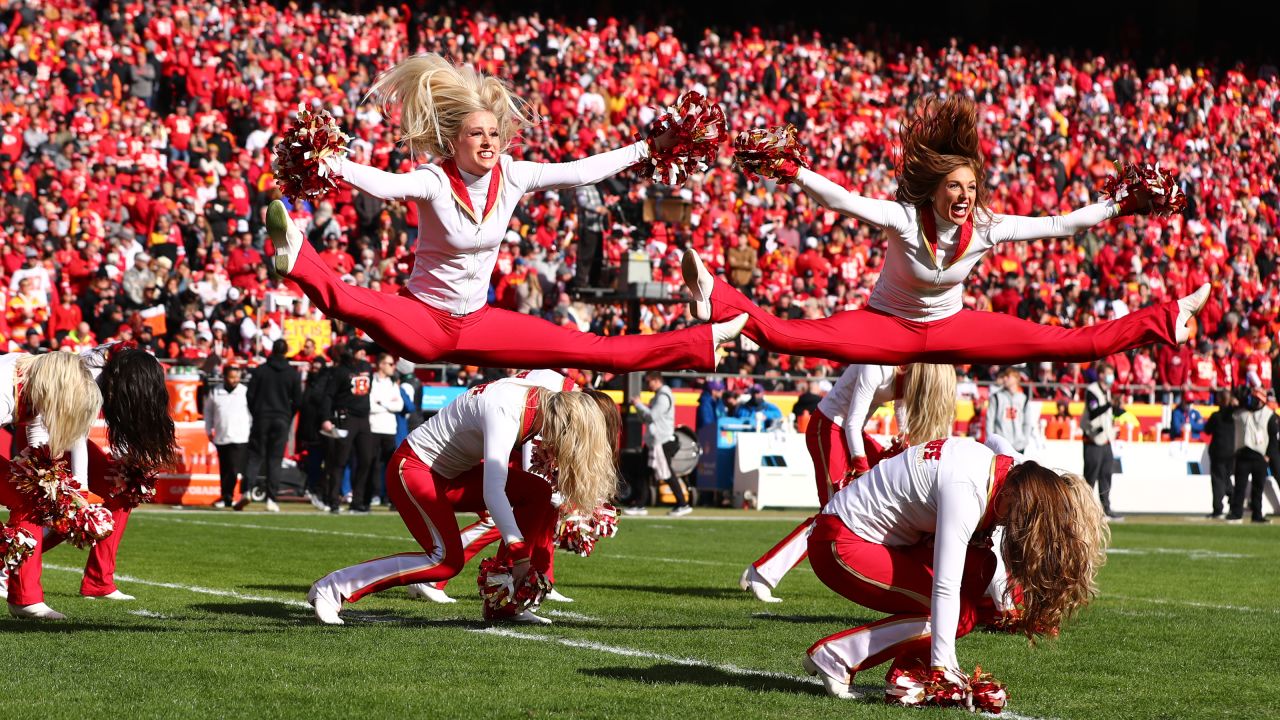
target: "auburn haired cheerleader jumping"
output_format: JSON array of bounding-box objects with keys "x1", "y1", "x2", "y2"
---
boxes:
[
  {"x1": 307, "y1": 370, "x2": 618, "y2": 625},
  {"x1": 268, "y1": 53, "x2": 745, "y2": 374},
  {"x1": 0, "y1": 347, "x2": 176, "y2": 619},
  {"x1": 802, "y1": 436, "x2": 1107, "y2": 711},
  {"x1": 698, "y1": 95, "x2": 1208, "y2": 367},
  {"x1": 740, "y1": 363, "x2": 955, "y2": 602}
]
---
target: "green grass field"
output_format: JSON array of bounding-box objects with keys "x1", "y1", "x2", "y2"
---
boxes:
[{"x1": 2, "y1": 507, "x2": 1277, "y2": 720}]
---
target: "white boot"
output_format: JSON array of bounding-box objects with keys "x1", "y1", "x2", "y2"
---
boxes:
[
  {"x1": 84, "y1": 590, "x2": 136, "y2": 601},
  {"x1": 681, "y1": 249, "x2": 713, "y2": 321},
  {"x1": 803, "y1": 654, "x2": 860, "y2": 699},
  {"x1": 307, "y1": 581, "x2": 344, "y2": 625},
  {"x1": 0, "y1": 566, "x2": 8, "y2": 600},
  {"x1": 266, "y1": 200, "x2": 305, "y2": 276},
  {"x1": 739, "y1": 565, "x2": 782, "y2": 603},
  {"x1": 9, "y1": 602, "x2": 66, "y2": 620},
  {"x1": 508, "y1": 609, "x2": 553, "y2": 625},
  {"x1": 406, "y1": 583, "x2": 457, "y2": 604},
  {"x1": 544, "y1": 587, "x2": 574, "y2": 603},
  {"x1": 1175, "y1": 283, "x2": 1211, "y2": 343},
  {"x1": 265, "y1": 499, "x2": 281, "y2": 513}
]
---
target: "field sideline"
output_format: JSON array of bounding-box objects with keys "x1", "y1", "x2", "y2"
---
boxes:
[{"x1": 3, "y1": 508, "x2": 1276, "y2": 720}]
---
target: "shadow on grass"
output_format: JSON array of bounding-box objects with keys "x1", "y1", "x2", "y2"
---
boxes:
[
  {"x1": 750, "y1": 612, "x2": 878, "y2": 626},
  {"x1": 571, "y1": 582, "x2": 742, "y2": 599},
  {"x1": 243, "y1": 583, "x2": 314, "y2": 594},
  {"x1": 581, "y1": 664, "x2": 827, "y2": 696}
]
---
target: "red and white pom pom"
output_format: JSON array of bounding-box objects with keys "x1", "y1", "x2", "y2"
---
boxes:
[
  {"x1": 637, "y1": 91, "x2": 727, "y2": 186},
  {"x1": 0, "y1": 525, "x2": 37, "y2": 571},
  {"x1": 733, "y1": 124, "x2": 810, "y2": 182},
  {"x1": 476, "y1": 556, "x2": 551, "y2": 620},
  {"x1": 555, "y1": 502, "x2": 619, "y2": 557},
  {"x1": 272, "y1": 104, "x2": 351, "y2": 201},
  {"x1": 884, "y1": 667, "x2": 967, "y2": 709},
  {"x1": 592, "y1": 502, "x2": 618, "y2": 539},
  {"x1": 9, "y1": 446, "x2": 78, "y2": 525},
  {"x1": 54, "y1": 504, "x2": 115, "y2": 549},
  {"x1": 968, "y1": 666, "x2": 1008, "y2": 714},
  {"x1": 1098, "y1": 162, "x2": 1186, "y2": 216}
]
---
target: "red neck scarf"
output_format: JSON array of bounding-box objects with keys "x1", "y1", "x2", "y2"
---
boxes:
[
  {"x1": 919, "y1": 206, "x2": 975, "y2": 270},
  {"x1": 442, "y1": 158, "x2": 503, "y2": 225}
]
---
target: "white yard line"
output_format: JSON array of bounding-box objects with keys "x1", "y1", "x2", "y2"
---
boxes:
[
  {"x1": 1104, "y1": 593, "x2": 1280, "y2": 615},
  {"x1": 127, "y1": 609, "x2": 169, "y2": 618},
  {"x1": 137, "y1": 515, "x2": 411, "y2": 541},
  {"x1": 542, "y1": 609, "x2": 599, "y2": 622},
  {"x1": 43, "y1": 564, "x2": 312, "y2": 609},
  {"x1": 1107, "y1": 547, "x2": 1251, "y2": 559}
]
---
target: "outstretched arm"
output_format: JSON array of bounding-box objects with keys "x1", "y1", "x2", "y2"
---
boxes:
[
  {"x1": 327, "y1": 156, "x2": 444, "y2": 202},
  {"x1": 509, "y1": 142, "x2": 650, "y2": 192},
  {"x1": 794, "y1": 168, "x2": 913, "y2": 233},
  {"x1": 931, "y1": 476, "x2": 986, "y2": 672},
  {"x1": 989, "y1": 201, "x2": 1119, "y2": 244}
]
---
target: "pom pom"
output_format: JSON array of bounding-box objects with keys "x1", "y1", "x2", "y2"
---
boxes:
[
  {"x1": 555, "y1": 502, "x2": 619, "y2": 557},
  {"x1": 53, "y1": 504, "x2": 115, "y2": 550},
  {"x1": 476, "y1": 556, "x2": 551, "y2": 620},
  {"x1": 637, "y1": 91, "x2": 727, "y2": 186},
  {"x1": 0, "y1": 525, "x2": 37, "y2": 571},
  {"x1": 105, "y1": 459, "x2": 159, "y2": 510},
  {"x1": 9, "y1": 445, "x2": 116, "y2": 548},
  {"x1": 969, "y1": 666, "x2": 1008, "y2": 714},
  {"x1": 9, "y1": 446, "x2": 78, "y2": 526},
  {"x1": 272, "y1": 104, "x2": 351, "y2": 201},
  {"x1": 733, "y1": 124, "x2": 810, "y2": 183},
  {"x1": 1097, "y1": 162, "x2": 1186, "y2": 216},
  {"x1": 886, "y1": 665, "x2": 1008, "y2": 714}
]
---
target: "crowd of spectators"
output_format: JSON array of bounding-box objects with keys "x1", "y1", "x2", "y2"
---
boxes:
[{"x1": 2, "y1": 0, "x2": 1278, "y2": 412}]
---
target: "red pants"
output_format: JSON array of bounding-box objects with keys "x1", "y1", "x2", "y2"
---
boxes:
[
  {"x1": 0, "y1": 430, "x2": 131, "y2": 605},
  {"x1": 710, "y1": 276, "x2": 1179, "y2": 364},
  {"x1": 430, "y1": 515, "x2": 501, "y2": 591},
  {"x1": 321, "y1": 443, "x2": 558, "y2": 604},
  {"x1": 806, "y1": 514, "x2": 995, "y2": 683},
  {"x1": 751, "y1": 412, "x2": 889, "y2": 588},
  {"x1": 289, "y1": 241, "x2": 714, "y2": 372}
]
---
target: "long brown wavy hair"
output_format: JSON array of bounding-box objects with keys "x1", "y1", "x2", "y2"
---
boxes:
[
  {"x1": 895, "y1": 95, "x2": 991, "y2": 222},
  {"x1": 902, "y1": 364, "x2": 957, "y2": 444},
  {"x1": 1000, "y1": 462, "x2": 1110, "y2": 639}
]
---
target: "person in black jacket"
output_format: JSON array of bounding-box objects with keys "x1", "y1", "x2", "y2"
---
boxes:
[
  {"x1": 1201, "y1": 389, "x2": 1237, "y2": 519},
  {"x1": 240, "y1": 339, "x2": 302, "y2": 511},
  {"x1": 297, "y1": 356, "x2": 333, "y2": 510},
  {"x1": 318, "y1": 343, "x2": 374, "y2": 514}
]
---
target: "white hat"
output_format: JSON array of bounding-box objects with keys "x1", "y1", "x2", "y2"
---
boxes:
[
  {"x1": 181, "y1": 320, "x2": 197, "y2": 330},
  {"x1": 213, "y1": 320, "x2": 227, "y2": 331}
]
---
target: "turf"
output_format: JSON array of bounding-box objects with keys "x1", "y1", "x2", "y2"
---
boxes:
[{"x1": 2, "y1": 508, "x2": 1276, "y2": 720}]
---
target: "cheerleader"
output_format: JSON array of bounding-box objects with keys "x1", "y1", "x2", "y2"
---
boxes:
[
  {"x1": 307, "y1": 370, "x2": 617, "y2": 625},
  {"x1": 269, "y1": 54, "x2": 746, "y2": 373},
  {"x1": 0, "y1": 348, "x2": 176, "y2": 616},
  {"x1": 410, "y1": 387, "x2": 620, "y2": 604},
  {"x1": 741, "y1": 363, "x2": 955, "y2": 602},
  {"x1": 697, "y1": 95, "x2": 1208, "y2": 366},
  {"x1": 802, "y1": 436, "x2": 1107, "y2": 702},
  {"x1": 0, "y1": 352, "x2": 102, "y2": 619}
]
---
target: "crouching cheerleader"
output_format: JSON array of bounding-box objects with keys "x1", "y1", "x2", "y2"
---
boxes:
[
  {"x1": 802, "y1": 436, "x2": 1107, "y2": 713},
  {"x1": 307, "y1": 370, "x2": 617, "y2": 625}
]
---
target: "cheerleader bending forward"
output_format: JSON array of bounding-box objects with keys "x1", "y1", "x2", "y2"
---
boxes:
[
  {"x1": 0, "y1": 348, "x2": 176, "y2": 619},
  {"x1": 307, "y1": 370, "x2": 618, "y2": 625},
  {"x1": 698, "y1": 95, "x2": 1208, "y2": 366},
  {"x1": 268, "y1": 53, "x2": 745, "y2": 374},
  {"x1": 741, "y1": 363, "x2": 955, "y2": 602},
  {"x1": 802, "y1": 436, "x2": 1107, "y2": 703}
]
